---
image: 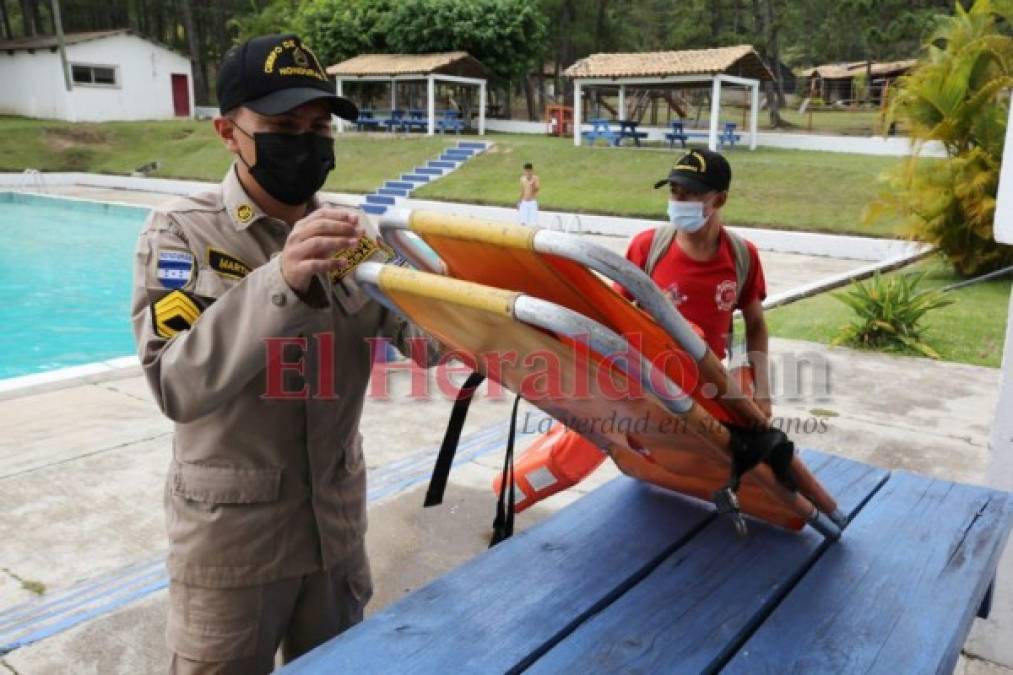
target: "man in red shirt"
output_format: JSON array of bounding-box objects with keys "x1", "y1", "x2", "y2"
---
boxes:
[{"x1": 619, "y1": 149, "x2": 773, "y2": 418}]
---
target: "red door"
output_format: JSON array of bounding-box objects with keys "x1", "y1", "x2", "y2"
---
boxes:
[{"x1": 171, "y1": 74, "x2": 190, "y2": 117}]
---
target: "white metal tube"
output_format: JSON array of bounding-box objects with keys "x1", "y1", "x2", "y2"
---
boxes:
[
  {"x1": 750, "y1": 82, "x2": 759, "y2": 150},
  {"x1": 427, "y1": 75, "x2": 435, "y2": 136},
  {"x1": 573, "y1": 80, "x2": 583, "y2": 146},
  {"x1": 479, "y1": 82, "x2": 486, "y2": 135},
  {"x1": 709, "y1": 77, "x2": 721, "y2": 152},
  {"x1": 335, "y1": 78, "x2": 345, "y2": 134}
]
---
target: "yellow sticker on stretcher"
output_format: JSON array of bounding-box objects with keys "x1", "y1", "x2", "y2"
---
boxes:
[{"x1": 330, "y1": 236, "x2": 395, "y2": 281}]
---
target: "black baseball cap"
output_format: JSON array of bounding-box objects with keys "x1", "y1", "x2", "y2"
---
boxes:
[
  {"x1": 653, "y1": 149, "x2": 731, "y2": 193},
  {"x1": 217, "y1": 34, "x2": 358, "y2": 121}
]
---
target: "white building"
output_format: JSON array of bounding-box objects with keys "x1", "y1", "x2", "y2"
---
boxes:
[{"x1": 0, "y1": 29, "x2": 194, "y2": 121}]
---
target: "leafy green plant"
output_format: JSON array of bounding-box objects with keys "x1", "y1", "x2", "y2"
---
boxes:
[
  {"x1": 831, "y1": 270, "x2": 953, "y2": 358},
  {"x1": 865, "y1": 0, "x2": 1013, "y2": 277}
]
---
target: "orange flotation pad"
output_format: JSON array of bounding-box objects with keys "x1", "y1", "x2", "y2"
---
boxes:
[{"x1": 493, "y1": 423, "x2": 606, "y2": 513}]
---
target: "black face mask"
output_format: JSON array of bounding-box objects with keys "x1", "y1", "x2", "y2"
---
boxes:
[{"x1": 234, "y1": 124, "x2": 335, "y2": 205}]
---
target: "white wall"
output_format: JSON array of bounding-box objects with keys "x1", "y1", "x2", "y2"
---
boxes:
[
  {"x1": 483, "y1": 119, "x2": 946, "y2": 158},
  {"x1": 65, "y1": 33, "x2": 193, "y2": 121},
  {"x1": 0, "y1": 50, "x2": 70, "y2": 119}
]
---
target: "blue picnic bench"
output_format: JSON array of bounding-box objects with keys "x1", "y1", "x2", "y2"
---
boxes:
[
  {"x1": 382, "y1": 109, "x2": 406, "y2": 133},
  {"x1": 354, "y1": 108, "x2": 381, "y2": 131},
  {"x1": 666, "y1": 120, "x2": 743, "y2": 150},
  {"x1": 281, "y1": 449, "x2": 1012, "y2": 674},
  {"x1": 581, "y1": 118, "x2": 620, "y2": 146},
  {"x1": 403, "y1": 109, "x2": 429, "y2": 132},
  {"x1": 616, "y1": 120, "x2": 649, "y2": 147},
  {"x1": 437, "y1": 110, "x2": 464, "y2": 134}
]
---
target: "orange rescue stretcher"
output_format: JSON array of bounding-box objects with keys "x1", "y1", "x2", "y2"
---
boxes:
[{"x1": 355, "y1": 209, "x2": 847, "y2": 540}]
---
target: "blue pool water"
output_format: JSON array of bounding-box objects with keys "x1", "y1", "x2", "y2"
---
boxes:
[{"x1": 0, "y1": 192, "x2": 150, "y2": 380}]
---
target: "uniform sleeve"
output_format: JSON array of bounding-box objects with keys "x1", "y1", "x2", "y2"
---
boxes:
[
  {"x1": 131, "y1": 211, "x2": 326, "y2": 423},
  {"x1": 739, "y1": 242, "x2": 767, "y2": 307},
  {"x1": 612, "y1": 229, "x2": 653, "y2": 301}
]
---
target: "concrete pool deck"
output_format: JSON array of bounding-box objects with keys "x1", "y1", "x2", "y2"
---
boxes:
[
  {"x1": 0, "y1": 186, "x2": 1007, "y2": 673},
  {"x1": 0, "y1": 337, "x2": 1005, "y2": 673}
]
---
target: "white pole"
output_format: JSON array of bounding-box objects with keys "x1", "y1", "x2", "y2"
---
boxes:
[
  {"x1": 573, "y1": 80, "x2": 583, "y2": 146},
  {"x1": 51, "y1": 0, "x2": 72, "y2": 91},
  {"x1": 709, "y1": 77, "x2": 721, "y2": 152},
  {"x1": 427, "y1": 75, "x2": 435, "y2": 136},
  {"x1": 965, "y1": 102, "x2": 1013, "y2": 665},
  {"x1": 335, "y1": 78, "x2": 345, "y2": 134},
  {"x1": 750, "y1": 81, "x2": 759, "y2": 150},
  {"x1": 618, "y1": 84, "x2": 625, "y2": 121},
  {"x1": 391, "y1": 79, "x2": 396, "y2": 112},
  {"x1": 479, "y1": 81, "x2": 486, "y2": 135}
]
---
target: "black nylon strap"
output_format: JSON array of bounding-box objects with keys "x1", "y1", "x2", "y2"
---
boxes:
[
  {"x1": 423, "y1": 371, "x2": 486, "y2": 507},
  {"x1": 490, "y1": 393, "x2": 522, "y2": 547},
  {"x1": 722, "y1": 424, "x2": 798, "y2": 493}
]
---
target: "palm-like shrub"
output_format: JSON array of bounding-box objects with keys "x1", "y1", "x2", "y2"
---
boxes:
[
  {"x1": 831, "y1": 271, "x2": 952, "y2": 358},
  {"x1": 866, "y1": 0, "x2": 1013, "y2": 276}
]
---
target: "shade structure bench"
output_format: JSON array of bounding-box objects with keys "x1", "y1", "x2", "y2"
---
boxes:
[{"x1": 281, "y1": 449, "x2": 1012, "y2": 674}]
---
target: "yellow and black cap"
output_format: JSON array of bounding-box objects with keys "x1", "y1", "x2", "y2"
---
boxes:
[
  {"x1": 217, "y1": 34, "x2": 357, "y2": 121},
  {"x1": 653, "y1": 149, "x2": 731, "y2": 193}
]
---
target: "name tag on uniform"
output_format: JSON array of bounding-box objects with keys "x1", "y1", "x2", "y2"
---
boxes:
[
  {"x1": 157, "y1": 250, "x2": 194, "y2": 289},
  {"x1": 208, "y1": 248, "x2": 252, "y2": 280}
]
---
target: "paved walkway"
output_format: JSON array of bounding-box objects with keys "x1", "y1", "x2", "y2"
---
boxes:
[{"x1": 0, "y1": 335, "x2": 1004, "y2": 673}]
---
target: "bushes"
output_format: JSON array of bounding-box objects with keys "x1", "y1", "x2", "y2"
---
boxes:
[
  {"x1": 831, "y1": 270, "x2": 952, "y2": 358},
  {"x1": 865, "y1": 0, "x2": 1013, "y2": 277}
]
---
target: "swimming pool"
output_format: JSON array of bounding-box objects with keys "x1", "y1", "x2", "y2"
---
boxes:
[{"x1": 0, "y1": 192, "x2": 149, "y2": 380}]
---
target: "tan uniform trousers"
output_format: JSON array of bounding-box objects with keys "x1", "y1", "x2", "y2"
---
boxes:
[{"x1": 167, "y1": 545, "x2": 372, "y2": 674}]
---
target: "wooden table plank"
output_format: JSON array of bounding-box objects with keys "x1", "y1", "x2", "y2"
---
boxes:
[
  {"x1": 722, "y1": 472, "x2": 1013, "y2": 675},
  {"x1": 281, "y1": 476, "x2": 717, "y2": 674},
  {"x1": 525, "y1": 450, "x2": 888, "y2": 675}
]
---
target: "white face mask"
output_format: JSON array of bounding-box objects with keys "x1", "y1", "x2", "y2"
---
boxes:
[{"x1": 667, "y1": 200, "x2": 708, "y2": 233}]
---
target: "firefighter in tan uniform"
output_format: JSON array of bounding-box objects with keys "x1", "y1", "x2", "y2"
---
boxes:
[{"x1": 131, "y1": 34, "x2": 434, "y2": 673}]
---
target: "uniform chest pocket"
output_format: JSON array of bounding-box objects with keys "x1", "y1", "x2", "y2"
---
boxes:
[{"x1": 331, "y1": 276, "x2": 370, "y2": 316}]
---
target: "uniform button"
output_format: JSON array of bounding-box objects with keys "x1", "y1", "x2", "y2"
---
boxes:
[{"x1": 272, "y1": 292, "x2": 287, "y2": 307}]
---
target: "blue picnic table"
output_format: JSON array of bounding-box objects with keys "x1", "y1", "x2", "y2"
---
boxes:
[
  {"x1": 581, "y1": 118, "x2": 620, "y2": 146},
  {"x1": 666, "y1": 120, "x2": 743, "y2": 150},
  {"x1": 354, "y1": 108, "x2": 381, "y2": 131},
  {"x1": 403, "y1": 109, "x2": 429, "y2": 132},
  {"x1": 281, "y1": 449, "x2": 1012, "y2": 674},
  {"x1": 382, "y1": 109, "x2": 406, "y2": 133},
  {"x1": 437, "y1": 110, "x2": 464, "y2": 134},
  {"x1": 616, "y1": 120, "x2": 649, "y2": 147}
]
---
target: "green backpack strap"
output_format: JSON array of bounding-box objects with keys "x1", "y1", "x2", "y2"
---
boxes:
[
  {"x1": 644, "y1": 225, "x2": 677, "y2": 279},
  {"x1": 642, "y1": 225, "x2": 753, "y2": 361},
  {"x1": 724, "y1": 228, "x2": 752, "y2": 360}
]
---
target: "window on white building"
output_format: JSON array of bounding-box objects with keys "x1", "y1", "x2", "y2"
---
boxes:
[{"x1": 71, "y1": 64, "x2": 118, "y2": 87}]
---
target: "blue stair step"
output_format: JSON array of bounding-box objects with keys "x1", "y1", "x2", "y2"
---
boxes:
[
  {"x1": 365, "y1": 194, "x2": 395, "y2": 206},
  {"x1": 362, "y1": 204, "x2": 388, "y2": 215},
  {"x1": 458, "y1": 142, "x2": 487, "y2": 150},
  {"x1": 444, "y1": 149, "x2": 472, "y2": 158},
  {"x1": 416, "y1": 167, "x2": 443, "y2": 176},
  {"x1": 429, "y1": 160, "x2": 457, "y2": 169},
  {"x1": 402, "y1": 174, "x2": 430, "y2": 183},
  {"x1": 385, "y1": 181, "x2": 414, "y2": 190},
  {"x1": 377, "y1": 187, "x2": 408, "y2": 197},
  {"x1": 440, "y1": 154, "x2": 468, "y2": 162}
]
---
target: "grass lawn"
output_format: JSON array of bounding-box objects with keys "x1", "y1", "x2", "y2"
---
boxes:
[
  {"x1": 416, "y1": 133, "x2": 907, "y2": 237},
  {"x1": 762, "y1": 256, "x2": 1011, "y2": 368},
  {"x1": 0, "y1": 116, "x2": 453, "y2": 194},
  {"x1": 2, "y1": 117, "x2": 912, "y2": 236}
]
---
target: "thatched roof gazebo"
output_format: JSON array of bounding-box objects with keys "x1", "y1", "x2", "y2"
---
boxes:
[
  {"x1": 327, "y1": 51, "x2": 489, "y2": 135},
  {"x1": 564, "y1": 45, "x2": 774, "y2": 150}
]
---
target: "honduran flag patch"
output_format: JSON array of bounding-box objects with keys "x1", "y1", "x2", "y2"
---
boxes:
[{"x1": 157, "y1": 250, "x2": 194, "y2": 289}]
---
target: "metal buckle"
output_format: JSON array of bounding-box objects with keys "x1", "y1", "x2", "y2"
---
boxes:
[{"x1": 713, "y1": 487, "x2": 748, "y2": 537}]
